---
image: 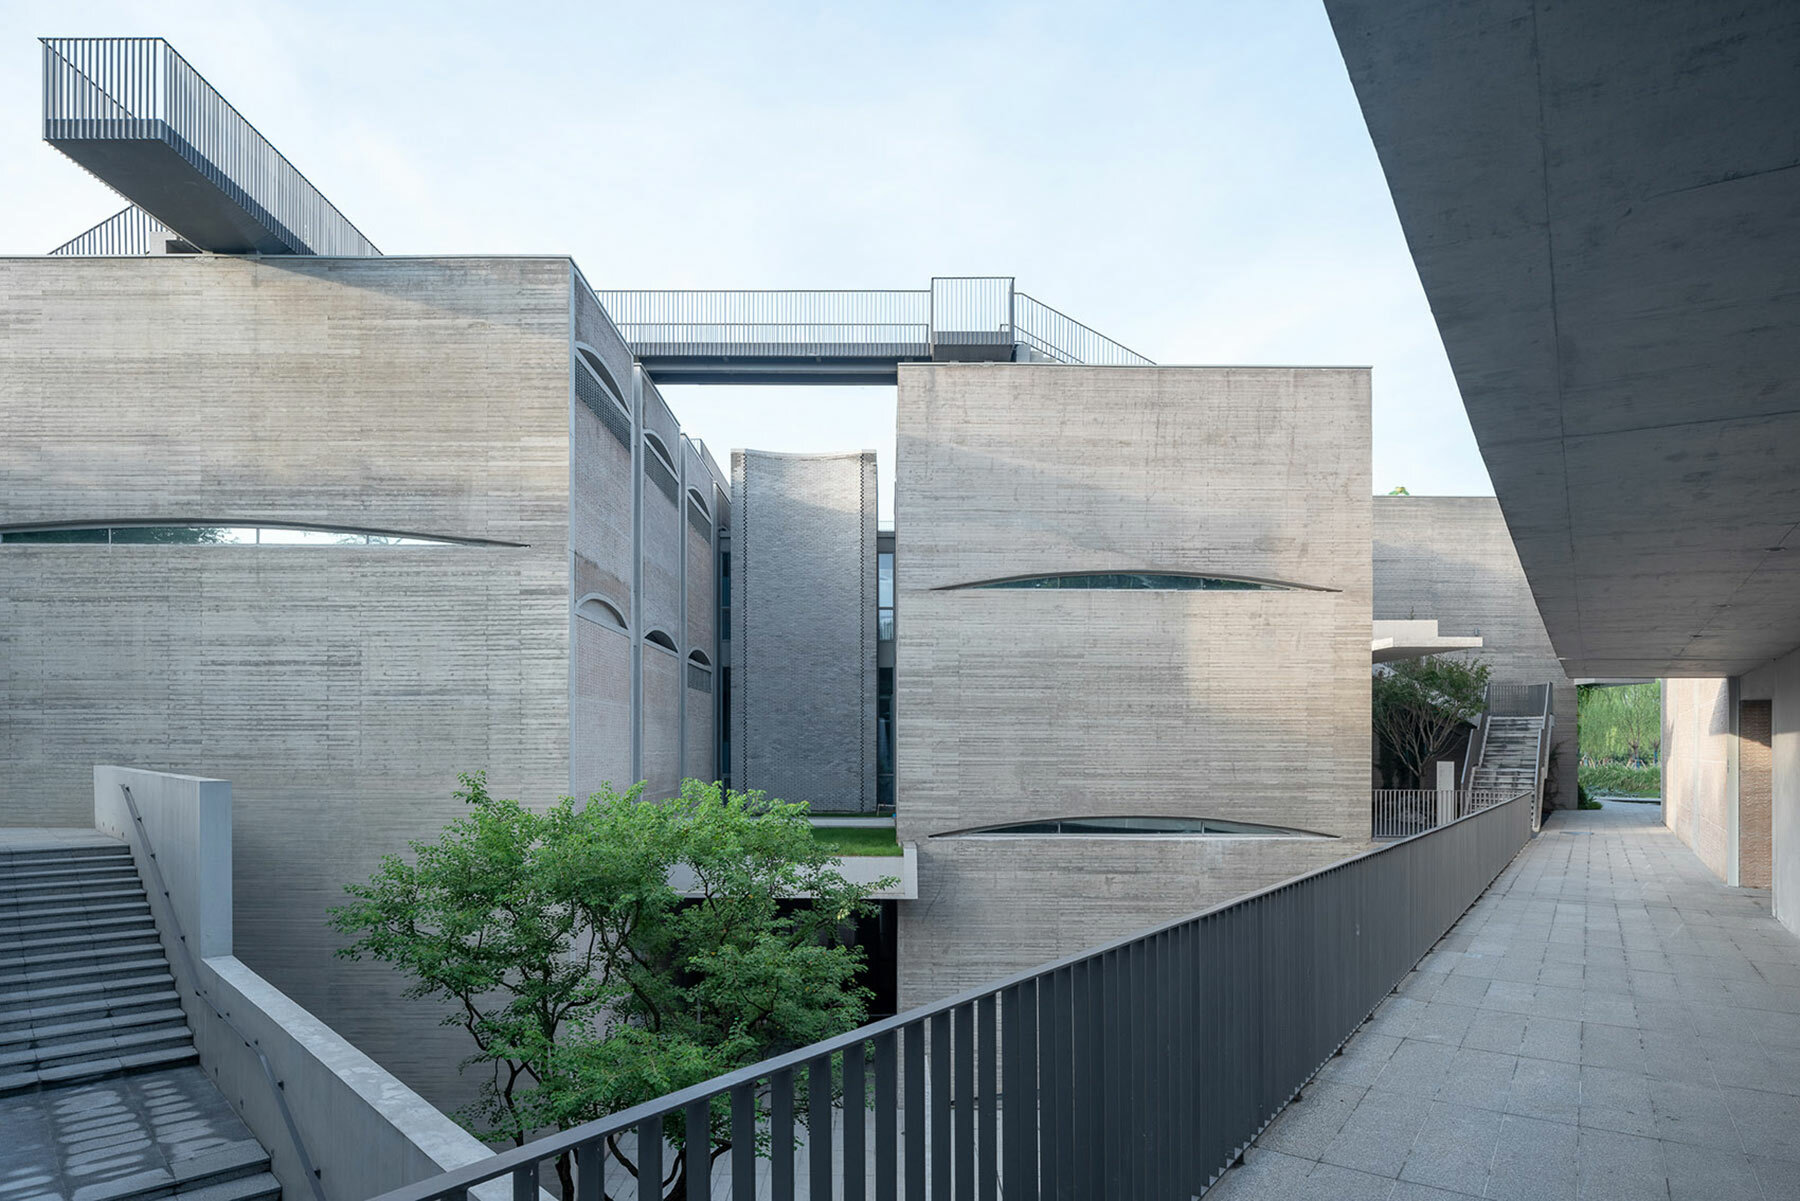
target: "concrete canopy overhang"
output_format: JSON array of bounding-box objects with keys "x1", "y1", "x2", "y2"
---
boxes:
[
  {"x1": 1325, "y1": 0, "x2": 1800, "y2": 678},
  {"x1": 1372, "y1": 619, "x2": 1482, "y2": 664}
]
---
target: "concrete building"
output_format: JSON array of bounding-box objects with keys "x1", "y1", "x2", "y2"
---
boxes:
[
  {"x1": 1325, "y1": 0, "x2": 1800, "y2": 927},
  {"x1": 729, "y1": 450, "x2": 878, "y2": 812},
  {"x1": 1372, "y1": 495, "x2": 1577, "y2": 806},
  {"x1": 0, "y1": 253, "x2": 724, "y2": 1105},
  {"x1": 894, "y1": 364, "x2": 1374, "y2": 1004}
]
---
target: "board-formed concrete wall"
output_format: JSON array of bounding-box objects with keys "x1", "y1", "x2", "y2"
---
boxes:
[
  {"x1": 729, "y1": 450, "x2": 878, "y2": 812},
  {"x1": 894, "y1": 364, "x2": 1372, "y2": 1005},
  {"x1": 1662, "y1": 677, "x2": 1734, "y2": 883},
  {"x1": 1372, "y1": 496, "x2": 1578, "y2": 805},
  {"x1": 0, "y1": 255, "x2": 583, "y2": 1110}
]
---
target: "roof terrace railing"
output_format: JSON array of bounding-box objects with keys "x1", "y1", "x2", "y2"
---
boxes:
[
  {"x1": 370, "y1": 791, "x2": 1532, "y2": 1201},
  {"x1": 42, "y1": 37, "x2": 378, "y2": 256},
  {"x1": 599, "y1": 289, "x2": 932, "y2": 360},
  {"x1": 599, "y1": 279, "x2": 1152, "y2": 377}
]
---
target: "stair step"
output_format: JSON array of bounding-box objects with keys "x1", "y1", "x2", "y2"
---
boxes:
[
  {"x1": 0, "y1": 866, "x2": 142, "y2": 892},
  {"x1": 65, "y1": 1140, "x2": 272, "y2": 1201},
  {"x1": 0, "y1": 1003, "x2": 187, "y2": 1048},
  {"x1": 0, "y1": 970, "x2": 174, "y2": 1009},
  {"x1": 0, "y1": 1021, "x2": 192, "y2": 1070},
  {"x1": 0, "y1": 987, "x2": 183, "y2": 1034},
  {"x1": 0, "y1": 848, "x2": 132, "y2": 874},
  {"x1": 0, "y1": 1042, "x2": 198, "y2": 1097},
  {"x1": 1, "y1": 917, "x2": 160, "y2": 955},
  {"x1": 0, "y1": 887, "x2": 148, "y2": 915},
  {"x1": 178, "y1": 1172, "x2": 282, "y2": 1201},
  {"x1": 0, "y1": 935, "x2": 164, "y2": 974},
  {"x1": 0, "y1": 908, "x2": 155, "y2": 941},
  {"x1": 0, "y1": 900, "x2": 150, "y2": 929},
  {"x1": 0, "y1": 954, "x2": 172, "y2": 991}
]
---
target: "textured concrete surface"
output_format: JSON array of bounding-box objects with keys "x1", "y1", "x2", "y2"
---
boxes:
[
  {"x1": 1741, "y1": 702, "x2": 1773, "y2": 891},
  {"x1": 0, "y1": 255, "x2": 670, "y2": 1113},
  {"x1": 0, "y1": 1066, "x2": 258, "y2": 1201},
  {"x1": 730, "y1": 450, "x2": 877, "y2": 812},
  {"x1": 895, "y1": 364, "x2": 1372, "y2": 1005},
  {"x1": 1374, "y1": 497, "x2": 1577, "y2": 807},
  {"x1": 1208, "y1": 802, "x2": 1800, "y2": 1201},
  {"x1": 1324, "y1": 1, "x2": 1800, "y2": 679},
  {"x1": 1663, "y1": 678, "x2": 1735, "y2": 884},
  {"x1": 1742, "y1": 648, "x2": 1800, "y2": 939}
]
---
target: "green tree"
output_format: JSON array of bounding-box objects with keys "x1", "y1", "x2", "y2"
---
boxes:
[
  {"x1": 1372, "y1": 655, "x2": 1491, "y2": 788},
  {"x1": 330, "y1": 774, "x2": 889, "y2": 1199}
]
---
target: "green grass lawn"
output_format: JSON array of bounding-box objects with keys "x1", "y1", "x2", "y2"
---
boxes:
[
  {"x1": 1579, "y1": 762, "x2": 1661, "y2": 797},
  {"x1": 810, "y1": 826, "x2": 904, "y2": 857}
]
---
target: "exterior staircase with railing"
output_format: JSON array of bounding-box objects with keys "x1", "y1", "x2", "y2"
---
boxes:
[
  {"x1": 1463, "y1": 683, "x2": 1555, "y2": 828},
  {"x1": 0, "y1": 831, "x2": 279, "y2": 1201}
]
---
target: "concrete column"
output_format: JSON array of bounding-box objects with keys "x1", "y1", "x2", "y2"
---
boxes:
[{"x1": 1436, "y1": 760, "x2": 1456, "y2": 825}]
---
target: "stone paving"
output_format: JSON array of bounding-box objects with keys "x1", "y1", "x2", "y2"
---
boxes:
[
  {"x1": 0, "y1": 1065, "x2": 257, "y2": 1201},
  {"x1": 1209, "y1": 802, "x2": 1800, "y2": 1201}
]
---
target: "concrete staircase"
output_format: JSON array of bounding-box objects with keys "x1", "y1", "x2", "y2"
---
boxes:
[
  {"x1": 0, "y1": 837, "x2": 279, "y2": 1201},
  {"x1": 1470, "y1": 715, "x2": 1546, "y2": 797}
]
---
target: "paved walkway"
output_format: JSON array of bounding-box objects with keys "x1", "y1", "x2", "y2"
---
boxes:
[
  {"x1": 0, "y1": 1065, "x2": 258, "y2": 1201},
  {"x1": 1210, "y1": 802, "x2": 1800, "y2": 1201}
]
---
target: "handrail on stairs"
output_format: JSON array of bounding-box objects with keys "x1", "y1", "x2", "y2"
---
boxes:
[{"x1": 118, "y1": 784, "x2": 328, "y2": 1201}]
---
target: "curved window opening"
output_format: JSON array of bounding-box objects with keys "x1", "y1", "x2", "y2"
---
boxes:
[
  {"x1": 0, "y1": 523, "x2": 514, "y2": 547},
  {"x1": 644, "y1": 628, "x2": 678, "y2": 653},
  {"x1": 575, "y1": 344, "x2": 628, "y2": 413},
  {"x1": 688, "y1": 649, "x2": 712, "y2": 668},
  {"x1": 576, "y1": 594, "x2": 627, "y2": 631},
  {"x1": 686, "y1": 488, "x2": 711, "y2": 521},
  {"x1": 643, "y1": 432, "x2": 678, "y2": 475},
  {"x1": 941, "y1": 572, "x2": 1330, "y2": 593},
  {"x1": 934, "y1": 815, "x2": 1334, "y2": 839}
]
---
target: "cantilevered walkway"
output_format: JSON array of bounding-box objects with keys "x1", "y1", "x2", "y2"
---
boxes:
[{"x1": 1210, "y1": 803, "x2": 1800, "y2": 1201}]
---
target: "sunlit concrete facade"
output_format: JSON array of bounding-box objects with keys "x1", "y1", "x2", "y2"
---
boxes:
[
  {"x1": 0, "y1": 254, "x2": 723, "y2": 1108},
  {"x1": 894, "y1": 364, "x2": 1373, "y2": 1005},
  {"x1": 1373, "y1": 496, "x2": 1577, "y2": 806}
]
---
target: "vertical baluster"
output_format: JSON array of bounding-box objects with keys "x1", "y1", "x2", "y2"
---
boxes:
[
  {"x1": 639, "y1": 1117, "x2": 663, "y2": 1201},
  {"x1": 810, "y1": 1054, "x2": 834, "y2": 1201},
  {"x1": 876, "y1": 1031, "x2": 898, "y2": 1201},
  {"x1": 576, "y1": 1137, "x2": 604, "y2": 1201},
  {"x1": 844, "y1": 1042, "x2": 866, "y2": 1201},
  {"x1": 954, "y1": 1004, "x2": 974, "y2": 1200},
  {"x1": 977, "y1": 995, "x2": 996, "y2": 1201},
  {"x1": 687, "y1": 1099, "x2": 712, "y2": 1201},
  {"x1": 903, "y1": 1024, "x2": 925, "y2": 1201},
  {"x1": 772, "y1": 1068, "x2": 796, "y2": 1201},
  {"x1": 731, "y1": 1083, "x2": 757, "y2": 1200}
]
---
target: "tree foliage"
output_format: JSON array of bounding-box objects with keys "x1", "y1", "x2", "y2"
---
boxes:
[
  {"x1": 330, "y1": 774, "x2": 890, "y2": 1199},
  {"x1": 1372, "y1": 656, "x2": 1491, "y2": 788},
  {"x1": 1576, "y1": 681, "x2": 1661, "y2": 766}
]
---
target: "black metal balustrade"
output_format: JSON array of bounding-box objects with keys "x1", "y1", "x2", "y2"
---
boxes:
[{"x1": 371, "y1": 792, "x2": 1532, "y2": 1201}]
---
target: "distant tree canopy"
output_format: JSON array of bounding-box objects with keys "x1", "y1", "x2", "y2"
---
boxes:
[
  {"x1": 1577, "y1": 681, "x2": 1661, "y2": 766},
  {"x1": 1386, "y1": 485, "x2": 1411, "y2": 496},
  {"x1": 1373, "y1": 655, "x2": 1491, "y2": 788},
  {"x1": 331, "y1": 774, "x2": 891, "y2": 1200}
]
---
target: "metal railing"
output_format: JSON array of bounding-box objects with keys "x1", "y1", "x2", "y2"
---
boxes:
[
  {"x1": 117, "y1": 785, "x2": 327, "y2": 1201},
  {"x1": 372, "y1": 793, "x2": 1532, "y2": 1201},
  {"x1": 598, "y1": 290, "x2": 931, "y2": 359},
  {"x1": 42, "y1": 37, "x2": 378, "y2": 256},
  {"x1": 1484, "y1": 683, "x2": 1551, "y2": 718},
  {"x1": 597, "y1": 280, "x2": 1151, "y2": 369},
  {"x1": 1014, "y1": 292, "x2": 1153, "y2": 366},
  {"x1": 50, "y1": 204, "x2": 178, "y2": 256},
  {"x1": 1371, "y1": 787, "x2": 1527, "y2": 840}
]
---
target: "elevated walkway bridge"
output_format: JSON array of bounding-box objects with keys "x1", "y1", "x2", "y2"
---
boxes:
[{"x1": 42, "y1": 38, "x2": 1151, "y2": 383}]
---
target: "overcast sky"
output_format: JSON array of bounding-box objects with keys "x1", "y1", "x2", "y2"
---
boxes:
[{"x1": 1, "y1": 0, "x2": 1494, "y2": 516}]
